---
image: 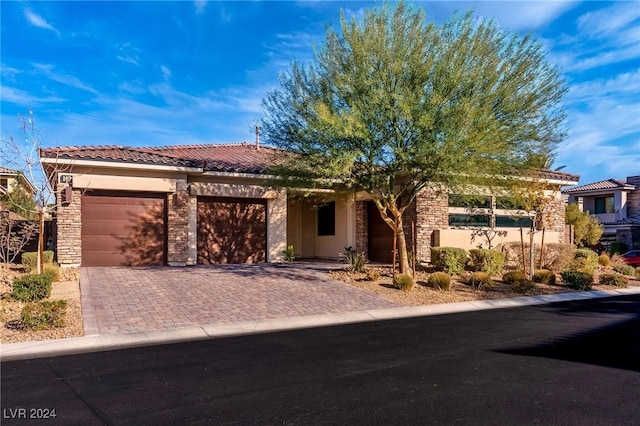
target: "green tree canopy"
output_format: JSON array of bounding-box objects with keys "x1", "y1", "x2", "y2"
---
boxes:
[
  {"x1": 261, "y1": 2, "x2": 567, "y2": 273},
  {"x1": 565, "y1": 203, "x2": 603, "y2": 248}
]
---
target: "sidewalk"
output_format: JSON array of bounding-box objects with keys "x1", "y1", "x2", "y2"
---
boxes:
[{"x1": 3, "y1": 286, "x2": 640, "y2": 362}]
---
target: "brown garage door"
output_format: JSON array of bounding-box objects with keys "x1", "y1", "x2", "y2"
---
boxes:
[
  {"x1": 81, "y1": 191, "x2": 167, "y2": 266},
  {"x1": 197, "y1": 197, "x2": 267, "y2": 264},
  {"x1": 368, "y1": 201, "x2": 394, "y2": 263}
]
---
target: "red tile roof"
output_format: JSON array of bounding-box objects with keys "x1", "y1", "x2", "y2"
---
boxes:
[
  {"x1": 40, "y1": 143, "x2": 282, "y2": 174},
  {"x1": 562, "y1": 179, "x2": 636, "y2": 193},
  {"x1": 0, "y1": 166, "x2": 20, "y2": 175}
]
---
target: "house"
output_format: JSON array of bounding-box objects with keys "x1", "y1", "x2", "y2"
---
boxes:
[
  {"x1": 40, "y1": 143, "x2": 580, "y2": 267},
  {"x1": 0, "y1": 166, "x2": 35, "y2": 197},
  {"x1": 563, "y1": 176, "x2": 640, "y2": 250}
]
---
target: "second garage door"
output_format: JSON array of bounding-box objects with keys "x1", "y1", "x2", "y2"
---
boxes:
[
  {"x1": 81, "y1": 191, "x2": 167, "y2": 267},
  {"x1": 197, "y1": 197, "x2": 267, "y2": 264}
]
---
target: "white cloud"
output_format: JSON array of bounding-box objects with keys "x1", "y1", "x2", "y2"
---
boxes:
[
  {"x1": 160, "y1": 65, "x2": 172, "y2": 81},
  {"x1": 31, "y1": 63, "x2": 99, "y2": 95},
  {"x1": 24, "y1": 9, "x2": 61, "y2": 37},
  {"x1": 0, "y1": 86, "x2": 65, "y2": 106},
  {"x1": 577, "y1": 2, "x2": 640, "y2": 38},
  {"x1": 116, "y1": 43, "x2": 141, "y2": 65}
]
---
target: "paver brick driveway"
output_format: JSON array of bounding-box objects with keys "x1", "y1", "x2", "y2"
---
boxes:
[{"x1": 81, "y1": 264, "x2": 400, "y2": 335}]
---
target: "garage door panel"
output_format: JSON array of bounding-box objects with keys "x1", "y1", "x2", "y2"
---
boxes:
[
  {"x1": 82, "y1": 192, "x2": 166, "y2": 267},
  {"x1": 368, "y1": 201, "x2": 394, "y2": 263},
  {"x1": 197, "y1": 197, "x2": 267, "y2": 264}
]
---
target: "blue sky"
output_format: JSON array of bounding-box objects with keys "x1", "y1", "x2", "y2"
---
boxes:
[{"x1": 1, "y1": 1, "x2": 638, "y2": 185}]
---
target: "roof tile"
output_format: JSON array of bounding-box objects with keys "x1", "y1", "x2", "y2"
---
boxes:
[{"x1": 562, "y1": 179, "x2": 636, "y2": 193}]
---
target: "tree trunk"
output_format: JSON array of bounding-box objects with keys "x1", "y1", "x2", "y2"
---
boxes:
[
  {"x1": 38, "y1": 209, "x2": 44, "y2": 275},
  {"x1": 528, "y1": 228, "x2": 535, "y2": 280},
  {"x1": 396, "y1": 217, "x2": 409, "y2": 274},
  {"x1": 520, "y1": 228, "x2": 527, "y2": 277}
]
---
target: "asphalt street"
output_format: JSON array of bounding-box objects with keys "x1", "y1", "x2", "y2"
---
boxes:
[{"x1": 2, "y1": 294, "x2": 640, "y2": 425}]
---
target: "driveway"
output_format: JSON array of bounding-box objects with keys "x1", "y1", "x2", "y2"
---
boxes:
[{"x1": 80, "y1": 263, "x2": 399, "y2": 335}]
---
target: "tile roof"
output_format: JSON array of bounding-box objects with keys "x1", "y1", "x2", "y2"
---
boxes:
[
  {"x1": 562, "y1": 179, "x2": 636, "y2": 193},
  {"x1": 40, "y1": 145, "x2": 199, "y2": 168},
  {"x1": 0, "y1": 166, "x2": 20, "y2": 175},
  {"x1": 531, "y1": 169, "x2": 580, "y2": 183}
]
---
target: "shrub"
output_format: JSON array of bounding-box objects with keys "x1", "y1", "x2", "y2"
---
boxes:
[
  {"x1": 637, "y1": 267, "x2": 640, "y2": 278},
  {"x1": 282, "y1": 245, "x2": 295, "y2": 262},
  {"x1": 609, "y1": 241, "x2": 628, "y2": 255},
  {"x1": 598, "y1": 254, "x2": 611, "y2": 267},
  {"x1": 467, "y1": 272, "x2": 493, "y2": 290},
  {"x1": 42, "y1": 263, "x2": 61, "y2": 282},
  {"x1": 599, "y1": 273, "x2": 628, "y2": 288},
  {"x1": 342, "y1": 247, "x2": 367, "y2": 273},
  {"x1": 540, "y1": 243, "x2": 575, "y2": 272},
  {"x1": 12, "y1": 274, "x2": 52, "y2": 301},
  {"x1": 393, "y1": 273, "x2": 414, "y2": 291},
  {"x1": 365, "y1": 269, "x2": 381, "y2": 281},
  {"x1": 431, "y1": 247, "x2": 467, "y2": 275},
  {"x1": 21, "y1": 250, "x2": 55, "y2": 271},
  {"x1": 533, "y1": 269, "x2": 556, "y2": 285},
  {"x1": 613, "y1": 263, "x2": 636, "y2": 277},
  {"x1": 468, "y1": 249, "x2": 505, "y2": 275},
  {"x1": 571, "y1": 249, "x2": 598, "y2": 272},
  {"x1": 502, "y1": 270, "x2": 533, "y2": 292},
  {"x1": 561, "y1": 270, "x2": 593, "y2": 290},
  {"x1": 21, "y1": 300, "x2": 67, "y2": 330},
  {"x1": 427, "y1": 272, "x2": 451, "y2": 291}
]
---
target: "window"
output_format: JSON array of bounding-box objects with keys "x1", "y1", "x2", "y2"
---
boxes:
[
  {"x1": 495, "y1": 215, "x2": 533, "y2": 228},
  {"x1": 317, "y1": 202, "x2": 335, "y2": 236},
  {"x1": 448, "y1": 214, "x2": 490, "y2": 227},
  {"x1": 495, "y1": 196, "x2": 526, "y2": 210},
  {"x1": 0, "y1": 178, "x2": 7, "y2": 190},
  {"x1": 448, "y1": 194, "x2": 491, "y2": 209},
  {"x1": 594, "y1": 196, "x2": 615, "y2": 214}
]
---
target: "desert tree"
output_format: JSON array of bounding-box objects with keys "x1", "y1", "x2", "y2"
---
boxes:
[
  {"x1": 261, "y1": 2, "x2": 567, "y2": 273},
  {"x1": 0, "y1": 110, "x2": 70, "y2": 272},
  {"x1": 565, "y1": 202, "x2": 603, "y2": 248}
]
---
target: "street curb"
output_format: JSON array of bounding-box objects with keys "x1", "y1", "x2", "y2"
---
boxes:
[{"x1": 3, "y1": 287, "x2": 640, "y2": 362}]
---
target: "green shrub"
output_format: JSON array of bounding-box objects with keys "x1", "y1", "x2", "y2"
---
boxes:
[
  {"x1": 613, "y1": 263, "x2": 636, "y2": 277},
  {"x1": 42, "y1": 263, "x2": 61, "y2": 282},
  {"x1": 572, "y1": 249, "x2": 598, "y2": 272},
  {"x1": 561, "y1": 270, "x2": 593, "y2": 290},
  {"x1": 21, "y1": 250, "x2": 55, "y2": 271},
  {"x1": 282, "y1": 245, "x2": 295, "y2": 262},
  {"x1": 427, "y1": 272, "x2": 451, "y2": 291},
  {"x1": 21, "y1": 300, "x2": 67, "y2": 330},
  {"x1": 468, "y1": 249, "x2": 505, "y2": 275},
  {"x1": 467, "y1": 272, "x2": 493, "y2": 290},
  {"x1": 533, "y1": 269, "x2": 556, "y2": 285},
  {"x1": 393, "y1": 273, "x2": 414, "y2": 291},
  {"x1": 599, "y1": 273, "x2": 628, "y2": 288},
  {"x1": 431, "y1": 247, "x2": 467, "y2": 275},
  {"x1": 598, "y1": 254, "x2": 611, "y2": 267},
  {"x1": 502, "y1": 270, "x2": 527, "y2": 286},
  {"x1": 502, "y1": 270, "x2": 534, "y2": 292},
  {"x1": 365, "y1": 269, "x2": 381, "y2": 281},
  {"x1": 637, "y1": 267, "x2": 640, "y2": 278},
  {"x1": 342, "y1": 247, "x2": 367, "y2": 273},
  {"x1": 609, "y1": 241, "x2": 628, "y2": 255},
  {"x1": 12, "y1": 274, "x2": 52, "y2": 301}
]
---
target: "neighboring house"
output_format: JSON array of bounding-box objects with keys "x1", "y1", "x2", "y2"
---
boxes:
[
  {"x1": 40, "y1": 143, "x2": 580, "y2": 267},
  {"x1": 0, "y1": 166, "x2": 35, "y2": 197},
  {"x1": 563, "y1": 176, "x2": 640, "y2": 250}
]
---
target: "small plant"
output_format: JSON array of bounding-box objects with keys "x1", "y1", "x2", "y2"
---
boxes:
[
  {"x1": 282, "y1": 245, "x2": 295, "y2": 262},
  {"x1": 533, "y1": 269, "x2": 556, "y2": 285},
  {"x1": 427, "y1": 272, "x2": 451, "y2": 291},
  {"x1": 341, "y1": 247, "x2": 367, "y2": 273},
  {"x1": 598, "y1": 254, "x2": 611, "y2": 267},
  {"x1": 612, "y1": 263, "x2": 636, "y2": 277},
  {"x1": 468, "y1": 249, "x2": 505, "y2": 275},
  {"x1": 599, "y1": 273, "x2": 628, "y2": 288},
  {"x1": 393, "y1": 273, "x2": 414, "y2": 291},
  {"x1": 42, "y1": 263, "x2": 61, "y2": 282},
  {"x1": 365, "y1": 269, "x2": 381, "y2": 281},
  {"x1": 503, "y1": 270, "x2": 533, "y2": 292},
  {"x1": 561, "y1": 270, "x2": 593, "y2": 290},
  {"x1": 21, "y1": 250, "x2": 55, "y2": 272},
  {"x1": 21, "y1": 300, "x2": 67, "y2": 330},
  {"x1": 571, "y1": 249, "x2": 598, "y2": 272},
  {"x1": 467, "y1": 272, "x2": 493, "y2": 290},
  {"x1": 636, "y1": 267, "x2": 640, "y2": 278},
  {"x1": 12, "y1": 274, "x2": 52, "y2": 301},
  {"x1": 540, "y1": 243, "x2": 575, "y2": 272},
  {"x1": 430, "y1": 247, "x2": 467, "y2": 275}
]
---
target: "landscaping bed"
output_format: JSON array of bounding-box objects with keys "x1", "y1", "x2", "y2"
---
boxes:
[{"x1": 1, "y1": 263, "x2": 83, "y2": 344}]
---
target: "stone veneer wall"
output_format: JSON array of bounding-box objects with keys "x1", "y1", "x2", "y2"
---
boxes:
[
  {"x1": 56, "y1": 186, "x2": 82, "y2": 265},
  {"x1": 355, "y1": 201, "x2": 368, "y2": 255},
  {"x1": 167, "y1": 180, "x2": 189, "y2": 266},
  {"x1": 542, "y1": 197, "x2": 566, "y2": 243},
  {"x1": 627, "y1": 176, "x2": 640, "y2": 221},
  {"x1": 415, "y1": 188, "x2": 448, "y2": 263}
]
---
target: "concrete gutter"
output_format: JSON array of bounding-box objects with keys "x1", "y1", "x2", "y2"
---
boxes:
[{"x1": 3, "y1": 287, "x2": 640, "y2": 362}]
